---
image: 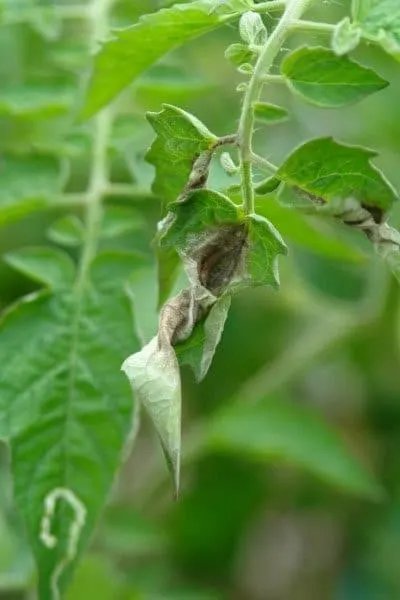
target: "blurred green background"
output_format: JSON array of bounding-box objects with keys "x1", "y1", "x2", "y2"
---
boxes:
[{"x1": 2, "y1": 1, "x2": 400, "y2": 599}]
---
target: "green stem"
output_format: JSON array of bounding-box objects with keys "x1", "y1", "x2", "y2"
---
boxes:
[
  {"x1": 75, "y1": 0, "x2": 114, "y2": 289},
  {"x1": 250, "y1": 152, "x2": 278, "y2": 173},
  {"x1": 241, "y1": 160, "x2": 254, "y2": 214},
  {"x1": 261, "y1": 74, "x2": 285, "y2": 84},
  {"x1": 253, "y1": 1, "x2": 287, "y2": 14},
  {"x1": 289, "y1": 19, "x2": 336, "y2": 33},
  {"x1": 237, "y1": 0, "x2": 316, "y2": 215},
  {"x1": 58, "y1": 5, "x2": 92, "y2": 19}
]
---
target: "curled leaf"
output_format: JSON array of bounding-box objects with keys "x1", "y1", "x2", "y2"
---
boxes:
[
  {"x1": 195, "y1": 224, "x2": 247, "y2": 295},
  {"x1": 353, "y1": 0, "x2": 400, "y2": 62},
  {"x1": 239, "y1": 11, "x2": 268, "y2": 45},
  {"x1": 332, "y1": 17, "x2": 362, "y2": 55},
  {"x1": 177, "y1": 294, "x2": 232, "y2": 381},
  {"x1": 122, "y1": 288, "x2": 210, "y2": 497},
  {"x1": 122, "y1": 336, "x2": 181, "y2": 495},
  {"x1": 277, "y1": 137, "x2": 398, "y2": 212},
  {"x1": 225, "y1": 43, "x2": 256, "y2": 66},
  {"x1": 146, "y1": 104, "x2": 217, "y2": 202},
  {"x1": 246, "y1": 214, "x2": 287, "y2": 288},
  {"x1": 160, "y1": 189, "x2": 240, "y2": 250},
  {"x1": 220, "y1": 151, "x2": 239, "y2": 175},
  {"x1": 122, "y1": 222, "x2": 253, "y2": 493}
]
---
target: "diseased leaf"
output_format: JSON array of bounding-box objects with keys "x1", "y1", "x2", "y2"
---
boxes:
[
  {"x1": 122, "y1": 335, "x2": 181, "y2": 495},
  {"x1": 253, "y1": 101, "x2": 289, "y2": 124},
  {"x1": 255, "y1": 195, "x2": 366, "y2": 263},
  {"x1": 281, "y1": 46, "x2": 388, "y2": 107},
  {"x1": 277, "y1": 137, "x2": 398, "y2": 212},
  {"x1": 0, "y1": 250, "x2": 142, "y2": 598},
  {"x1": 122, "y1": 288, "x2": 206, "y2": 496},
  {"x1": 0, "y1": 155, "x2": 66, "y2": 227},
  {"x1": 246, "y1": 213, "x2": 287, "y2": 288},
  {"x1": 146, "y1": 104, "x2": 217, "y2": 202},
  {"x1": 353, "y1": 0, "x2": 400, "y2": 61},
  {"x1": 176, "y1": 294, "x2": 231, "y2": 381},
  {"x1": 146, "y1": 105, "x2": 217, "y2": 308},
  {"x1": 160, "y1": 189, "x2": 239, "y2": 250},
  {"x1": 82, "y1": 0, "x2": 253, "y2": 118},
  {"x1": 207, "y1": 396, "x2": 382, "y2": 498},
  {"x1": 48, "y1": 216, "x2": 84, "y2": 247},
  {"x1": 332, "y1": 17, "x2": 362, "y2": 55}
]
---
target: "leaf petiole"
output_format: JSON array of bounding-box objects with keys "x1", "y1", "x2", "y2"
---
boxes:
[{"x1": 288, "y1": 19, "x2": 336, "y2": 34}]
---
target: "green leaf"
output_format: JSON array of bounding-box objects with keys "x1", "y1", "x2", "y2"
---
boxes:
[
  {"x1": 82, "y1": 0, "x2": 253, "y2": 118},
  {"x1": 281, "y1": 46, "x2": 388, "y2": 107},
  {"x1": 145, "y1": 106, "x2": 217, "y2": 309},
  {"x1": 239, "y1": 11, "x2": 267, "y2": 45},
  {"x1": 48, "y1": 216, "x2": 85, "y2": 247},
  {"x1": 277, "y1": 137, "x2": 398, "y2": 212},
  {"x1": 207, "y1": 396, "x2": 382, "y2": 498},
  {"x1": 0, "y1": 83, "x2": 73, "y2": 119},
  {"x1": 0, "y1": 251, "x2": 142, "y2": 599},
  {"x1": 100, "y1": 207, "x2": 146, "y2": 239},
  {"x1": 0, "y1": 155, "x2": 66, "y2": 227},
  {"x1": 0, "y1": 0, "x2": 61, "y2": 40},
  {"x1": 246, "y1": 213, "x2": 287, "y2": 288},
  {"x1": 353, "y1": 0, "x2": 400, "y2": 61},
  {"x1": 225, "y1": 43, "x2": 255, "y2": 66},
  {"x1": 156, "y1": 246, "x2": 181, "y2": 309},
  {"x1": 332, "y1": 17, "x2": 362, "y2": 55},
  {"x1": 4, "y1": 247, "x2": 75, "y2": 291},
  {"x1": 176, "y1": 294, "x2": 231, "y2": 381},
  {"x1": 253, "y1": 101, "x2": 289, "y2": 124},
  {"x1": 146, "y1": 104, "x2": 217, "y2": 202},
  {"x1": 254, "y1": 175, "x2": 281, "y2": 194},
  {"x1": 220, "y1": 152, "x2": 238, "y2": 175},
  {"x1": 160, "y1": 189, "x2": 240, "y2": 250}
]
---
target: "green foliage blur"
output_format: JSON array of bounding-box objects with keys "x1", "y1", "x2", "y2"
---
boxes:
[{"x1": 2, "y1": 1, "x2": 400, "y2": 599}]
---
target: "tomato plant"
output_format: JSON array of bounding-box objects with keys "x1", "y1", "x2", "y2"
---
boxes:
[{"x1": 1, "y1": 1, "x2": 400, "y2": 599}]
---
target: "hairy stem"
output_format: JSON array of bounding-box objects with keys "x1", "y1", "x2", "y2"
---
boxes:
[
  {"x1": 250, "y1": 151, "x2": 278, "y2": 172},
  {"x1": 252, "y1": 0, "x2": 286, "y2": 14},
  {"x1": 289, "y1": 20, "x2": 336, "y2": 34},
  {"x1": 237, "y1": 0, "x2": 316, "y2": 215},
  {"x1": 260, "y1": 74, "x2": 285, "y2": 84},
  {"x1": 75, "y1": 0, "x2": 114, "y2": 289}
]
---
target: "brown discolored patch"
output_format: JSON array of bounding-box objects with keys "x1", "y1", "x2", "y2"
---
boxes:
[
  {"x1": 197, "y1": 223, "x2": 248, "y2": 296},
  {"x1": 361, "y1": 203, "x2": 384, "y2": 224}
]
